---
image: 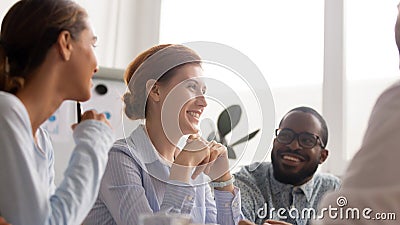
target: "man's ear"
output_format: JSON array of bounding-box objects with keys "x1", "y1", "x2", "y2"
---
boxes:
[
  {"x1": 57, "y1": 30, "x2": 73, "y2": 61},
  {"x1": 319, "y1": 149, "x2": 329, "y2": 164},
  {"x1": 146, "y1": 79, "x2": 160, "y2": 102}
]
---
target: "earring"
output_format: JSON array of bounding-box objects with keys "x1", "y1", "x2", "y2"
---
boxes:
[{"x1": 64, "y1": 54, "x2": 70, "y2": 61}]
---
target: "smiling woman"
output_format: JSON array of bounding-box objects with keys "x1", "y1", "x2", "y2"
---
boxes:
[{"x1": 84, "y1": 44, "x2": 244, "y2": 225}]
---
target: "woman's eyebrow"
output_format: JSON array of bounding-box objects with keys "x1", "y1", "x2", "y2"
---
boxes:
[{"x1": 185, "y1": 78, "x2": 199, "y2": 84}]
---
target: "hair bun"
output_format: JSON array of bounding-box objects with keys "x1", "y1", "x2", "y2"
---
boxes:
[{"x1": 123, "y1": 91, "x2": 145, "y2": 120}]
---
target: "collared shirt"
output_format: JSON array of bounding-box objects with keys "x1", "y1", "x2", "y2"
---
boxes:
[
  {"x1": 85, "y1": 125, "x2": 243, "y2": 225},
  {"x1": 0, "y1": 91, "x2": 115, "y2": 225},
  {"x1": 234, "y1": 162, "x2": 340, "y2": 225}
]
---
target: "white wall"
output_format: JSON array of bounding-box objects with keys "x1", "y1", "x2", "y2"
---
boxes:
[
  {"x1": 0, "y1": 0, "x2": 161, "y2": 69},
  {"x1": 78, "y1": 0, "x2": 161, "y2": 69}
]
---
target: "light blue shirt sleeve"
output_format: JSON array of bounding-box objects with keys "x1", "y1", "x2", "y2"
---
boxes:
[
  {"x1": 0, "y1": 93, "x2": 115, "y2": 225},
  {"x1": 214, "y1": 187, "x2": 243, "y2": 224},
  {"x1": 160, "y1": 180, "x2": 197, "y2": 214}
]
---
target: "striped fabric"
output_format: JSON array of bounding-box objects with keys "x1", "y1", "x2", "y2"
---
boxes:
[{"x1": 84, "y1": 125, "x2": 243, "y2": 225}]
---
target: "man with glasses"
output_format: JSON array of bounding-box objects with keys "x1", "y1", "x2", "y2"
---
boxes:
[{"x1": 235, "y1": 106, "x2": 340, "y2": 225}]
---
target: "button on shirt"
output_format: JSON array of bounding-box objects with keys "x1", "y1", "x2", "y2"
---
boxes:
[
  {"x1": 234, "y1": 162, "x2": 340, "y2": 225},
  {"x1": 84, "y1": 125, "x2": 243, "y2": 225}
]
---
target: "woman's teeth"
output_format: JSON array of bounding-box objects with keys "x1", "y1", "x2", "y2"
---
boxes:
[{"x1": 188, "y1": 111, "x2": 200, "y2": 118}]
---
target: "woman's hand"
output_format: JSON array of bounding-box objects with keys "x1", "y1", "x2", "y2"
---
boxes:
[
  {"x1": 239, "y1": 220, "x2": 255, "y2": 225},
  {"x1": 71, "y1": 110, "x2": 112, "y2": 130},
  {"x1": 238, "y1": 219, "x2": 293, "y2": 225},
  {"x1": 178, "y1": 136, "x2": 230, "y2": 180},
  {"x1": 170, "y1": 135, "x2": 233, "y2": 192},
  {"x1": 170, "y1": 135, "x2": 210, "y2": 182},
  {"x1": 203, "y1": 140, "x2": 230, "y2": 181},
  {"x1": 206, "y1": 140, "x2": 234, "y2": 192},
  {"x1": 174, "y1": 134, "x2": 210, "y2": 167},
  {"x1": 264, "y1": 219, "x2": 293, "y2": 225},
  {"x1": 0, "y1": 217, "x2": 11, "y2": 225}
]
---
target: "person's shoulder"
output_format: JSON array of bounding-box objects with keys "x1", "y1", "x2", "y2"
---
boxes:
[
  {"x1": 374, "y1": 80, "x2": 400, "y2": 107},
  {"x1": 106, "y1": 138, "x2": 144, "y2": 169},
  {"x1": 234, "y1": 162, "x2": 269, "y2": 205},
  {"x1": 235, "y1": 162, "x2": 272, "y2": 182},
  {"x1": 111, "y1": 126, "x2": 145, "y2": 156},
  {"x1": 0, "y1": 91, "x2": 17, "y2": 102},
  {"x1": 0, "y1": 91, "x2": 30, "y2": 130},
  {"x1": 110, "y1": 138, "x2": 133, "y2": 156},
  {"x1": 314, "y1": 172, "x2": 341, "y2": 189},
  {"x1": 361, "y1": 80, "x2": 400, "y2": 143},
  {"x1": 382, "y1": 80, "x2": 400, "y2": 93},
  {"x1": 108, "y1": 134, "x2": 145, "y2": 168},
  {"x1": 0, "y1": 91, "x2": 24, "y2": 114}
]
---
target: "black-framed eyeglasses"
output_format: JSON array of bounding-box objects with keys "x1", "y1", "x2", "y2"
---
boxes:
[{"x1": 275, "y1": 128, "x2": 325, "y2": 149}]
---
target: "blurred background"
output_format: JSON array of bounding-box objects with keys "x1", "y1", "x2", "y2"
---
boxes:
[{"x1": 1, "y1": 0, "x2": 399, "y2": 184}]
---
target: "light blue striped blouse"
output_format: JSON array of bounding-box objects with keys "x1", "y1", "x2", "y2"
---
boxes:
[{"x1": 84, "y1": 125, "x2": 243, "y2": 225}]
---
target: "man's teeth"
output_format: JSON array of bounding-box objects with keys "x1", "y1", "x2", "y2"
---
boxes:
[
  {"x1": 283, "y1": 155, "x2": 301, "y2": 162},
  {"x1": 188, "y1": 111, "x2": 200, "y2": 118}
]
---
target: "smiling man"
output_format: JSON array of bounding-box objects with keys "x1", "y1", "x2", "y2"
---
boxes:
[{"x1": 234, "y1": 106, "x2": 340, "y2": 225}]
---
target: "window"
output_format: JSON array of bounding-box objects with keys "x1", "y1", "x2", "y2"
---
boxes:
[
  {"x1": 160, "y1": 0, "x2": 325, "y2": 167},
  {"x1": 345, "y1": 0, "x2": 400, "y2": 159}
]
